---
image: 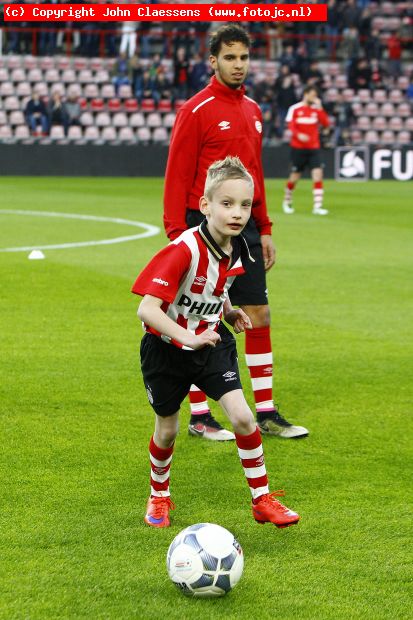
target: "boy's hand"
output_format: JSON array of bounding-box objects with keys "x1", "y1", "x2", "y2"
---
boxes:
[
  {"x1": 190, "y1": 329, "x2": 221, "y2": 349},
  {"x1": 225, "y1": 309, "x2": 253, "y2": 334}
]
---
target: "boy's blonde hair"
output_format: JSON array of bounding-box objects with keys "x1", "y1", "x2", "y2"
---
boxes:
[{"x1": 204, "y1": 156, "x2": 254, "y2": 200}]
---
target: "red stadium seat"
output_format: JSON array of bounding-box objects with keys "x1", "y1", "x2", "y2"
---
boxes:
[
  {"x1": 124, "y1": 98, "x2": 139, "y2": 112},
  {"x1": 141, "y1": 98, "x2": 156, "y2": 112},
  {"x1": 90, "y1": 98, "x2": 105, "y2": 112},
  {"x1": 158, "y1": 99, "x2": 172, "y2": 113},
  {"x1": 174, "y1": 99, "x2": 186, "y2": 112},
  {"x1": 108, "y1": 98, "x2": 122, "y2": 112}
]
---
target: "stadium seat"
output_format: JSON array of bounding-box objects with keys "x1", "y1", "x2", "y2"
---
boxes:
[
  {"x1": 158, "y1": 99, "x2": 172, "y2": 113},
  {"x1": 357, "y1": 116, "x2": 371, "y2": 131},
  {"x1": 95, "y1": 70, "x2": 110, "y2": 84},
  {"x1": 95, "y1": 112, "x2": 111, "y2": 127},
  {"x1": 16, "y1": 82, "x2": 31, "y2": 97},
  {"x1": 129, "y1": 112, "x2": 145, "y2": 128},
  {"x1": 174, "y1": 99, "x2": 186, "y2": 112},
  {"x1": 397, "y1": 76, "x2": 409, "y2": 90},
  {"x1": 6, "y1": 56, "x2": 22, "y2": 70},
  {"x1": 118, "y1": 84, "x2": 133, "y2": 99},
  {"x1": 0, "y1": 82, "x2": 15, "y2": 97},
  {"x1": 389, "y1": 117, "x2": 403, "y2": 131},
  {"x1": 67, "y1": 84, "x2": 82, "y2": 98},
  {"x1": 404, "y1": 117, "x2": 413, "y2": 131},
  {"x1": 101, "y1": 84, "x2": 116, "y2": 99},
  {"x1": 101, "y1": 126, "x2": 117, "y2": 141},
  {"x1": 365, "y1": 102, "x2": 379, "y2": 116},
  {"x1": 44, "y1": 69, "x2": 60, "y2": 84},
  {"x1": 90, "y1": 58, "x2": 104, "y2": 72},
  {"x1": 56, "y1": 57, "x2": 70, "y2": 71},
  {"x1": 79, "y1": 97, "x2": 88, "y2": 110},
  {"x1": 358, "y1": 89, "x2": 371, "y2": 103},
  {"x1": 373, "y1": 89, "x2": 387, "y2": 103},
  {"x1": 396, "y1": 131, "x2": 411, "y2": 145},
  {"x1": 364, "y1": 130, "x2": 379, "y2": 144},
  {"x1": 124, "y1": 99, "x2": 139, "y2": 113},
  {"x1": 108, "y1": 98, "x2": 122, "y2": 112},
  {"x1": 62, "y1": 70, "x2": 76, "y2": 84},
  {"x1": 152, "y1": 127, "x2": 169, "y2": 143},
  {"x1": 23, "y1": 56, "x2": 38, "y2": 70},
  {"x1": 351, "y1": 102, "x2": 363, "y2": 116},
  {"x1": 50, "y1": 125, "x2": 65, "y2": 140},
  {"x1": 334, "y1": 74, "x2": 348, "y2": 89},
  {"x1": 74, "y1": 58, "x2": 89, "y2": 71},
  {"x1": 3, "y1": 96, "x2": 20, "y2": 111},
  {"x1": 0, "y1": 111, "x2": 8, "y2": 125},
  {"x1": 78, "y1": 70, "x2": 94, "y2": 84},
  {"x1": 84, "y1": 126, "x2": 100, "y2": 141},
  {"x1": 10, "y1": 68, "x2": 26, "y2": 83},
  {"x1": 50, "y1": 83, "x2": 66, "y2": 96},
  {"x1": 118, "y1": 127, "x2": 136, "y2": 142},
  {"x1": 350, "y1": 129, "x2": 362, "y2": 144},
  {"x1": 137, "y1": 127, "x2": 152, "y2": 143},
  {"x1": 380, "y1": 130, "x2": 395, "y2": 145},
  {"x1": 14, "y1": 125, "x2": 30, "y2": 139},
  {"x1": 0, "y1": 68, "x2": 9, "y2": 82},
  {"x1": 27, "y1": 68, "x2": 43, "y2": 84},
  {"x1": 35, "y1": 83, "x2": 48, "y2": 97},
  {"x1": 83, "y1": 84, "x2": 99, "y2": 99},
  {"x1": 163, "y1": 113, "x2": 176, "y2": 129},
  {"x1": 90, "y1": 98, "x2": 105, "y2": 112},
  {"x1": 0, "y1": 125, "x2": 13, "y2": 139},
  {"x1": 380, "y1": 102, "x2": 395, "y2": 117},
  {"x1": 389, "y1": 89, "x2": 403, "y2": 104},
  {"x1": 112, "y1": 113, "x2": 128, "y2": 128},
  {"x1": 140, "y1": 99, "x2": 156, "y2": 112},
  {"x1": 342, "y1": 88, "x2": 355, "y2": 102},
  {"x1": 146, "y1": 113, "x2": 162, "y2": 128},
  {"x1": 398, "y1": 103, "x2": 411, "y2": 118},
  {"x1": 67, "y1": 126, "x2": 83, "y2": 140},
  {"x1": 372, "y1": 116, "x2": 387, "y2": 131},
  {"x1": 80, "y1": 112, "x2": 94, "y2": 127},
  {"x1": 39, "y1": 57, "x2": 55, "y2": 71},
  {"x1": 9, "y1": 111, "x2": 25, "y2": 126}
]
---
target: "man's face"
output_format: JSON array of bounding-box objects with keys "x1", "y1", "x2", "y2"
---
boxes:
[
  {"x1": 304, "y1": 89, "x2": 318, "y2": 105},
  {"x1": 210, "y1": 42, "x2": 250, "y2": 89}
]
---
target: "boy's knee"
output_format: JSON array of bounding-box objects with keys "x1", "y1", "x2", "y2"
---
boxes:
[{"x1": 231, "y1": 409, "x2": 255, "y2": 435}]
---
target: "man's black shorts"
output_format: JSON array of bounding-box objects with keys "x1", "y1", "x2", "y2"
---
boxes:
[
  {"x1": 290, "y1": 147, "x2": 323, "y2": 173},
  {"x1": 186, "y1": 210, "x2": 268, "y2": 306},
  {"x1": 140, "y1": 323, "x2": 242, "y2": 417}
]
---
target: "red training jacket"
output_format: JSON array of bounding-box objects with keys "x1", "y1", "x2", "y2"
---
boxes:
[
  {"x1": 286, "y1": 102, "x2": 330, "y2": 150},
  {"x1": 163, "y1": 76, "x2": 272, "y2": 241}
]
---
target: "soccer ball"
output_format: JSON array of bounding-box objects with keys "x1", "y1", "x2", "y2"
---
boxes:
[{"x1": 166, "y1": 523, "x2": 244, "y2": 597}]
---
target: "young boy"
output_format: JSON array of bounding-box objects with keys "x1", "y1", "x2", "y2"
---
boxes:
[{"x1": 132, "y1": 156, "x2": 300, "y2": 529}]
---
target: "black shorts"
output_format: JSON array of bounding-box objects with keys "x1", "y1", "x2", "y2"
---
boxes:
[
  {"x1": 290, "y1": 148, "x2": 323, "y2": 173},
  {"x1": 140, "y1": 323, "x2": 242, "y2": 417},
  {"x1": 186, "y1": 210, "x2": 268, "y2": 306}
]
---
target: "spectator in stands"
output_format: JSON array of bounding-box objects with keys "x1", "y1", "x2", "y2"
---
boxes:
[
  {"x1": 365, "y1": 29, "x2": 384, "y2": 61},
  {"x1": 173, "y1": 47, "x2": 190, "y2": 100},
  {"x1": 341, "y1": 26, "x2": 360, "y2": 62},
  {"x1": 348, "y1": 58, "x2": 372, "y2": 90},
  {"x1": 340, "y1": 0, "x2": 362, "y2": 31},
  {"x1": 387, "y1": 32, "x2": 402, "y2": 79},
  {"x1": 359, "y1": 6, "x2": 372, "y2": 43},
  {"x1": 325, "y1": 93, "x2": 354, "y2": 146},
  {"x1": 370, "y1": 59, "x2": 386, "y2": 90},
  {"x1": 302, "y1": 60, "x2": 325, "y2": 91},
  {"x1": 152, "y1": 71, "x2": 173, "y2": 105},
  {"x1": 279, "y1": 44, "x2": 302, "y2": 76},
  {"x1": 275, "y1": 66, "x2": 297, "y2": 138},
  {"x1": 325, "y1": 0, "x2": 340, "y2": 56},
  {"x1": 120, "y1": 21, "x2": 138, "y2": 58},
  {"x1": 112, "y1": 52, "x2": 130, "y2": 95},
  {"x1": 25, "y1": 91, "x2": 49, "y2": 136},
  {"x1": 48, "y1": 92, "x2": 70, "y2": 136},
  {"x1": 149, "y1": 53, "x2": 163, "y2": 79},
  {"x1": 65, "y1": 95, "x2": 82, "y2": 131},
  {"x1": 135, "y1": 69, "x2": 156, "y2": 103},
  {"x1": 189, "y1": 53, "x2": 209, "y2": 95}
]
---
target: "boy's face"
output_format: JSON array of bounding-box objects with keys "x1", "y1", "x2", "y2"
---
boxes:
[
  {"x1": 210, "y1": 42, "x2": 250, "y2": 89},
  {"x1": 200, "y1": 179, "x2": 253, "y2": 240}
]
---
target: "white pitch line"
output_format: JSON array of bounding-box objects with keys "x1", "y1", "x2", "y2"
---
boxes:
[{"x1": 0, "y1": 209, "x2": 160, "y2": 252}]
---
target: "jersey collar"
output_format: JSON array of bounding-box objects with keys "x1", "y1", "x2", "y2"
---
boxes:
[
  {"x1": 198, "y1": 219, "x2": 254, "y2": 269},
  {"x1": 208, "y1": 75, "x2": 246, "y2": 102}
]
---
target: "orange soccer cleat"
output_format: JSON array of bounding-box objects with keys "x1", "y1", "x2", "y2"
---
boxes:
[
  {"x1": 252, "y1": 491, "x2": 300, "y2": 528},
  {"x1": 144, "y1": 496, "x2": 175, "y2": 528}
]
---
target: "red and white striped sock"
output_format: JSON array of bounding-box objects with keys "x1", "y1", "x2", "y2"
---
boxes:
[
  {"x1": 188, "y1": 385, "x2": 210, "y2": 417},
  {"x1": 284, "y1": 180, "x2": 296, "y2": 205},
  {"x1": 235, "y1": 427, "x2": 269, "y2": 500},
  {"x1": 245, "y1": 326, "x2": 275, "y2": 415},
  {"x1": 149, "y1": 436, "x2": 174, "y2": 497},
  {"x1": 313, "y1": 181, "x2": 324, "y2": 210}
]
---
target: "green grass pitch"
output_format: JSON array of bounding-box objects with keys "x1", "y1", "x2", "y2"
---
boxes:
[{"x1": 1, "y1": 178, "x2": 412, "y2": 619}]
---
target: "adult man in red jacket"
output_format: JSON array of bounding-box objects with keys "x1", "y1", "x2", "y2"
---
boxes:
[{"x1": 164, "y1": 25, "x2": 308, "y2": 441}]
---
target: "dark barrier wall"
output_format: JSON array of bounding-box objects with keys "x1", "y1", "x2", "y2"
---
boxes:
[
  {"x1": 0, "y1": 145, "x2": 411, "y2": 179},
  {"x1": 0, "y1": 144, "x2": 330, "y2": 178}
]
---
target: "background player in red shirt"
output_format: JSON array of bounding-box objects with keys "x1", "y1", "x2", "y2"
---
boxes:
[
  {"x1": 164, "y1": 25, "x2": 308, "y2": 441},
  {"x1": 282, "y1": 85, "x2": 330, "y2": 216},
  {"x1": 132, "y1": 157, "x2": 300, "y2": 529}
]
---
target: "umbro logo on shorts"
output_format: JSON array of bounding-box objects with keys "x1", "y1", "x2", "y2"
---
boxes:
[{"x1": 223, "y1": 371, "x2": 237, "y2": 382}]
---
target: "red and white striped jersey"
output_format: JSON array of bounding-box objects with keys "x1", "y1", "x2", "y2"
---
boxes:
[
  {"x1": 286, "y1": 102, "x2": 330, "y2": 149},
  {"x1": 131, "y1": 220, "x2": 251, "y2": 349}
]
